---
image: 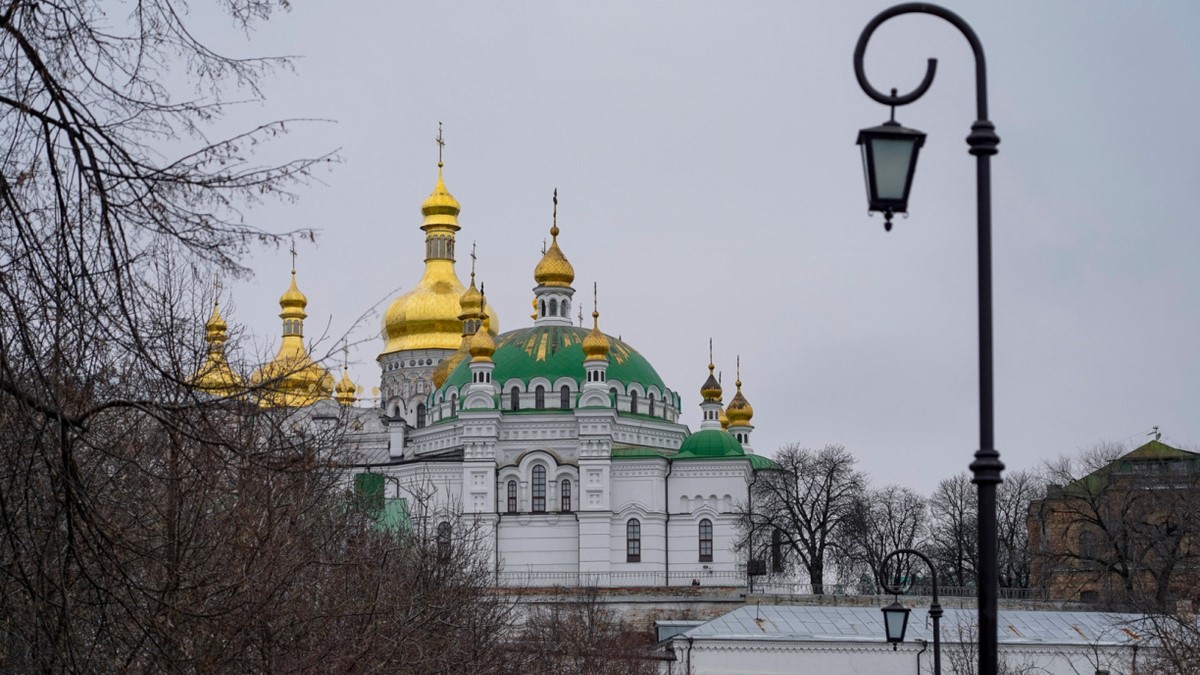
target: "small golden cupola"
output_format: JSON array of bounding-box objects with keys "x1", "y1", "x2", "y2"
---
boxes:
[
  {"x1": 251, "y1": 264, "x2": 334, "y2": 407},
  {"x1": 725, "y1": 357, "x2": 754, "y2": 426},
  {"x1": 192, "y1": 300, "x2": 244, "y2": 397},
  {"x1": 697, "y1": 339, "x2": 725, "y2": 431},
  {"x1": 335, "y1": 367, "x2": 357, "y2": 406},
  {"x1": 532, "y1": 189, "x2": 577, "y2": 327},
  {"x1": 469, "y1": 292, "x2": 496, "y2": 363},
  {"x1": 381, "y1": 129, "x2": 498, "y2": 357},
  {"x1": 700, "y1": 340, "x2": 723, "y2": 403},
  {"x1": 582, "y1": 285, "x2": 610, "y2": 361},
  {"x1": 432, "y1": 253, "x2": 485, "y2": 389},
  {"x1": 719, "y1": 406, "x2": 730, "y2": 430}
]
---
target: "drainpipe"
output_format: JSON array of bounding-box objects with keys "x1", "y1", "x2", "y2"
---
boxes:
[
  {"x1": 664, "y1": 457, "x2": 673, "y2": 586},
  {"x1": 915, "y1": 638, "x2": 928, "y2": 675},
  {"x1": 685, "y1": 635, "x2": 694, "y2": 675}
]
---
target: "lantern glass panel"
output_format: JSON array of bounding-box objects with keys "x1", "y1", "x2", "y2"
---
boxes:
[{"x1": 870, "y1": 137, "x2": 916, "y2": 201}]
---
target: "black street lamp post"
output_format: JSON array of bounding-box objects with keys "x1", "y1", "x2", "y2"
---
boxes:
[
  {"x1": 878, "y1": 548, "x2": 943, "y2": 675},
  {"x1": 853, "y1": 5, "x2": 1003, "y2": 675}
]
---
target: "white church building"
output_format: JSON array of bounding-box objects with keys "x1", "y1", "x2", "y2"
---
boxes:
[{"x1": 196, "y1": 156, "x2": 778, "y2": 587}]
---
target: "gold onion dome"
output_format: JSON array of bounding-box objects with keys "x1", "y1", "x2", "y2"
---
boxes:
[
  {"x1": 252, "y1": 271, "x2": 334, "y2": 407},
  {"x1": 334, "y1": 367, "x2": 357, "y2": 406},
  {"x1": 700, "y1": 362, "x2": 723, "y2": 402},
  {"x1": 193, "y1": 302, "x2": 243, "y2": 396},
  {"x1": 469, "y1": 313, "x2": 496, "y2": 362},
  {"x1": 726, "y1": 381, "x2": 753, "y2": 425},
  {"x1": 534, "y1": 223, "x2": 575, "y2": 288},
  {"x1": 719, "y1": 407, "x2": 730, "y2": 430},
  {"x1": 382, "y1": 163, "x2": 499, "y2": 354},
  {"x1": 432, "y1": 273, "x2": 483, "y2": 388},
  {"x1": 582, "y1": 310, "x2": 610, "y2": 360}
]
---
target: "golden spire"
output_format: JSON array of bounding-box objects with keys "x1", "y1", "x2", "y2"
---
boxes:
[
  {"x1": 533, "y1": 188, "x2": 575, "y2": 288},
  {"x1": 726, "y1": 355, "x2": 754, "y2": 425},
  {"x1": 700, "y1": 338, "x2": 723, "y2": 402},
  {"x1": 335, "y1": 347, "x2": 357, "y2": 406},
  {"x1": 582, "y1": 282, "x2": 610, "y2": 360},
  {"x1": 469, "y1": 288, "x2": 496, "y2": 362},
  {"x1": 421, "y1": 123, "x2": 461, "y2": 230},
  {"x1": 252, "y1": 264, "x2": 333, "y2": 407},
  {"x1": 192, "y1": 298, "x2": 244, "y2": 397}
]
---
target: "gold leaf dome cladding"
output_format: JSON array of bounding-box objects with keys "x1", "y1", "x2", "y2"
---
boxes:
[
  {"x1": 700, "y1": 362, "x2": 723, "y2": 402},
  {"x1": 582, "y1": 310, "x2": 610, "y2": 360},
  {"x1": 192, "y1": 302, "x2": 243, "y2": 396},
  {"x1": 335, "y1": 368, "x2": 357, "y2": 406},
  {"x1": 726, "y1": 380, "x2": 753, "y2": 425},
  {"x1": 252, "y1": 272, "x2": 333, "y2": 407},
  {"x1": 469, "y1": 315, "x2": 496, "y2": 362},
  {"x1": 381, "y1": 166, "x2": 499, "y2": 354},
  {"x1": 534, "y1": 225, "x2": 575, "y2": 288}
]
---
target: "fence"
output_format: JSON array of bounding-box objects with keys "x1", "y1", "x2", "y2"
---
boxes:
[{"x1": 494, "y1": 569, "x2": 746, "y2": 588}]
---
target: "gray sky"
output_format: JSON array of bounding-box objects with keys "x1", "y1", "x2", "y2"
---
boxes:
[{"x1": 192, "y1": 1, "x2": 1199, "y2": 494}]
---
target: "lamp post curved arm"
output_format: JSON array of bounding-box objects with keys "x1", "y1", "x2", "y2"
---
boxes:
[
  {"x1": 853, "y1": 6, "x2": 1002, "y2": 675},
  {"x1": 878, "y1": 548, "x2": 942, "y2": 675}
]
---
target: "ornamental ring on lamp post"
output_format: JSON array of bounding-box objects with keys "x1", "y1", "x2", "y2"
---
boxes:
[
  {"x1": 877, "y1": 548, "x2": 943, "y2": 675},
  {"x1": 853, "y1": 4, "x2": 1002, "y2": 675}
]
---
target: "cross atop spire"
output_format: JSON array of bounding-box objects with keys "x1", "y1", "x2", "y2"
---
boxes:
[
  {"x1": 436, "y1": 121, "x2": 445, "y2": 167},
  {"x1": 289, "y1": 240, "x2": 297, "y2": 275},
  {"x1": 470, "y1": 240, "x2": 477, "y2": 277},
  {"x1": 552, "y1": 187, "x2": 558, "y2": 231}
]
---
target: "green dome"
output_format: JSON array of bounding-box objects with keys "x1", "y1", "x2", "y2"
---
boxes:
[
  {"x1": 441, "y1": 325, "x2": 669, "y2": 393},
  {"x1": 675, "y1": 429, "x2": 745, "y2": 460}
]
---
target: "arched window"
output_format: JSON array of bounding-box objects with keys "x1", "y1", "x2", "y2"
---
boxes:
[
  {"x1": 549, "y1": 298, "x2": 558, "y2": 316},
  {"x1": 648, "y1": 393, "x2": 655, "y2": 417},
  {"x1": 699, "y1": 519, "x2": 714, "y2": 562},
  {"x1": 539, "y1": 300, "x2": 546, "y2": 317},
  {"x1": 449, "y1": 394, "x2": 457, "y2": 416},
  {"x1": 416, "y1": 403, "x2": 426, "y2": 428},
  {"x1": 626, "y1": 519, "x2": 641, "y2": 562},
  {"x1": 630, "y1": 390, "x2": 638, "y2": 415},
  {"x1": 507, "y1": 480, "x2": 517, "y2": 513},
  {"x1": 511, "y1": 386, "x2": 520, "y2": 411},
  {"x1": 561, "y1": 479, "x2": 571, "y2": 512},
  {"x1": 1079, "y1": 530, "x2": 1098, "y2": 560},
  {"x1": 562, "y1": 300, "x2": 569, "y2": 317},
  {"x1": 532, "y1": 465, "x2": 546, "y2": 513},
  {"x1": 560, "y1": 385, "x2": 571, "y2": 409},
  {"x1": 609, "y1": 387, "x2": 617, "y2": 402},
  {"x1": 437, "y1": 522, "x2": 452, "y2": 559},
  {"x1": 771, "y1": 529, "x2": 784, "y2": 573},
  {"x1": 535, "y1": 385, "x2": 545, "y2": 410}
]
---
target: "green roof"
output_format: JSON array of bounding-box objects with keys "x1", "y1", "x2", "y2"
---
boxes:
[
  {"x1": 1064, "y1": 440, "x2": 1200, "y2": 494},
  {"x1": 749, "y1": 454, "x2": 781, "y2": 470},
  {"x1": 675, "y1": 429, "x2": 746, "y2": 460},
  {"x1": 440, "y1": 325, "x2": 669, "y2": 394},
  {"x1": 377, "y1": 498, "x2": 409, "y2": 533}
]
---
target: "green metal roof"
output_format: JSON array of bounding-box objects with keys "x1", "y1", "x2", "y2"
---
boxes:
[
  {"x1": 675, "y1": 429, "x2": 746, "y2": 460},
  {"x1": 1064, "y1": 440, "x2": 1200, "y2": 494},
  {"x1": 377, "y1": 498, "x2": 410, "y2": 533},
  {"x1": 440, "y1": 325, "x2": 669, "y2": 393},
  {"x1": 748, "y1": 454, "x2": 781, "y2": 470}
]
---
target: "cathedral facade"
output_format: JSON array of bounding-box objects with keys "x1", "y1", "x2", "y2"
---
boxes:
[{"x1": 201, "y1": 157, "x2": 776, "y2": 586}]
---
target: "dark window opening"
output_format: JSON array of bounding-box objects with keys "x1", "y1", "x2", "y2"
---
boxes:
[
  {"x1": 507, "y1": 480, "x2": 517, "y2": 513},
  {"x1": 511, "y1": 387, "x2": 520, "y2": 411},
  {"x1": 449, "y1": 394, "x2": 456, "y2": 416},
  {"x1": 699, "y1": 519, "x2": 714, "y2": 562},
  {"x1": 626, "y1": 519, "x2": 641, "y2": 562},
  {"x1": 549, "y1": 298, "x2": 558, "y2": 316},
  {"x1": 535, "y1": 385, "x2": 545, "y2": 410},
  {"x1": 416, "y1": 403, "x2": 426, "y2": 428},
  {"x1": 532, "y1": 465, "x2": 546, "y2": 513},
  {"x1": 561, "y1": 479, "x2": 571, "y2": 512},
  {"x1": 649, "y1": 393, "x2": 655, "y2": 417},
  {"x1": 437, "y1": 522, "x2": 452, "y2": 559},
  {"x1": 560, "y1": 385, "x2": 571, "y2": 409},
  {"x1": 630, "y1": 390, "x2": 638, "y2": 415}
]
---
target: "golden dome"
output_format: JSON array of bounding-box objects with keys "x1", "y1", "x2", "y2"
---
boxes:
[
  {"x1": 432, "y1": 273, "x2": 485, "y2": 388},
  {"x1": 279, "y1": 272, "x2": 307, "y2": 316},
  {"x1": 433, "y1": 343, "x2": 469, "y2": 389},
  {"x1": 534, "y1": 224, "x2": 575, "y2": 288},
  {"x1": 252, "y1": 271, "x2": 333, "y2": 407},
  {"x1": 469, "y1": 313, "x2": 496, "y2": 362},
  {"x1": 726, "y1": 381, "x2": 753, "y2": 426},
  {"x1": 420, "y1": 164, "x2": 461, "y2": 230},
  {"x1": 382, "y1": 166, "x2": 501, "y2": 354},
  {"x1": 582, "y1": 310, "x2": 610, "y2": 360},
  {"x1": 700, "y1": 363, "x2": 722, "y2": 402},
  {"x1": 193, "y1": 302, "x2": 244, "y2": 397},
  {"x1": 719, "y1": 407, "x2": 730, "y2": 430},
  {"x1": 335, "y1": 367, "x2": 357, "y2": 406},
  {"x1": 725, "y1": 358, "x2": 753, "y2": 426},
  {"x1": 459, "y1": 274, "x2": 483, "y2": 317}
]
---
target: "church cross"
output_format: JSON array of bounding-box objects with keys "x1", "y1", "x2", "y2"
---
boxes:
[{"x1": 436, "y1": 122, "x2": 445, "y2": 165}]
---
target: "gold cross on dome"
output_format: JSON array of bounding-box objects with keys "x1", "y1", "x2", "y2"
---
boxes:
[
  {"x1": 436, "y1": 122, "x2": 445, "y2": 166},
  {"x1": 289, "y1": 240, "x2": 297, "y2": 274}
]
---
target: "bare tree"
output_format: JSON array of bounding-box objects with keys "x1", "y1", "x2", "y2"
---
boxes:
[
  {"x1": 997, "y1": 468, "x2": 1044, "y2": 589},
  {"x1": 928, "y1": 473, "x2": 979, "y2": 589},
  {"x1": 836, "y1": 484, "x2": 928, "y2": 590},
  {"x1": 738, "y1": 444, "x2": 866, "y2": 594},
  {"x1": 519, "y1": 587, "x2": 659, "y2": 675},
  {"x1": 0, "y1": 2, "x2": 525, "y2": 671}
]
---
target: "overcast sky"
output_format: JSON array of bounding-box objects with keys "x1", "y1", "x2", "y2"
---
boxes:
[{"x1": 187, "y1": 1, "x2": 1199, "y2": 494}]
